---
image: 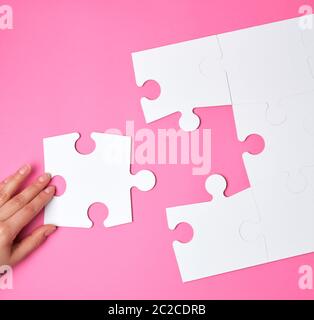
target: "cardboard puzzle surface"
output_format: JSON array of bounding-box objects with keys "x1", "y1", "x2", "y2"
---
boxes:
[
  {"x1": 132, "y1": 36, "x2": 232, "y2": 131},
  {"x1": 44, "y1": 132, "x2": 155, "y2": 228},
  {"x1": 167, "y1": 174, "x2": 268, "y2": 282}
]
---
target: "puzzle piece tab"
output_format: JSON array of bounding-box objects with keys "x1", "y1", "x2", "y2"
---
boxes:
[
  {"x1": 167, "y1": 175, "x2": 267, "y2": 282},
  {"x1": 44, "y1": 132, "x2": 155, "y2": 228}
]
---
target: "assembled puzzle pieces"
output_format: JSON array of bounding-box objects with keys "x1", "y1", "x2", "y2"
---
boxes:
[
  {"x1": 133, "y1": 14, "x2": 314, "y2": 131},
  {"x1": 168, "y1": 171, "x2": 314, "y2": 282},
  {"x1": 44, "y1": 132, "x2": 155, "y2": 228},
  {"x1": 144, "y1": 13, "x2": 314, "y2": 282},
  {"x1": 166, "y1": 174, "x2": 268, "y2": 282}
]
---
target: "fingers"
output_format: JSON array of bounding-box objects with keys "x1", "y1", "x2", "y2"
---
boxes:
[
  {"x1": 0, "y1": 166, "x2": 58, "y2": 267},
  {"x1": 8, "y1": 185, "x2": 56, "y2": 238},
  {"x1": 0, "y1": 173, "x2": 51, "y2": 221},
  {"x1": 0, "y1": 164, "x2": 31, "y2": 207},
  {"x1": 10, "y1": 224, "x2": 56, "y2": 266}
]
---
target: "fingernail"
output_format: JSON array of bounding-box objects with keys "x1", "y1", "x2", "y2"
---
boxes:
[
  {"x1": 44, "y1": 186, "x2": 55, "y2": 194},
  {"x1": 38, "y1": 173, "x2": 51, "y2": 183},
  {"x1": 19, "y1": 164, "x2": 30, "y2": 175},
  {"x1": 44, "y1": 226, "x2": 57, "y2": 237}
]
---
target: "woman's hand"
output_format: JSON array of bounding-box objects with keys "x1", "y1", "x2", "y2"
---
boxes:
[{"x1": 0, "y1": 164, "x2": 56, "y2": 267}]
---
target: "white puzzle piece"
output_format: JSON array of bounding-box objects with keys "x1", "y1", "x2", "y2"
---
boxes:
[
  {"x1": 132, "y1": 36, "x2": 231, "y2": 131},
  {"x1": 218, "y1": 16, "x2": 314, "y2": 108},
  {"x1": 241, "y1": 169, "x2": 314, "y2": 262},
  {"x1": 233, "y1": 93, "x2": 314, "y2": 190},
  {"x1": 166, "y1": 175, "x2": 268, "y2": 282},
  {"x1": 44, "y1": 132, "x2": 156, "y2": 228}
]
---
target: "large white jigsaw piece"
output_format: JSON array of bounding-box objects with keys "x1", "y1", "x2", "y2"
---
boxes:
[
  {"x1": 166, "y1": 175, "x2": 268, "y2": 282},
  {"x1": 241, "y1": 168, "x2": 314, "y2": 262},
  {"x1": 218, "y1": 16, "x2": 314, "y2": 108},
  {"x1": 44, "y1": 132, "x2": 155, "y2": 228},
  {"x1": 132, "y1": 36, "x2": 232, "y2": 131},
  {"x1": 233, "y1": 93, "x2": 314, "y2": 191}
]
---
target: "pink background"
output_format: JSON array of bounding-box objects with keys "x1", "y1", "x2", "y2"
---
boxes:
[{"x1": 1, "y1": 0, "x2": 314, "y2": 299}]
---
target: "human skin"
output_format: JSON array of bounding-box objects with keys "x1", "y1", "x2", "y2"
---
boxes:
[{"x1": 0, "y1": 164, "x2": 56, "y2": 267}]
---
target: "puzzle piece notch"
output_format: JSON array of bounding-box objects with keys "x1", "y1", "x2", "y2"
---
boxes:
[
  {"x1": 132, "y1": 35, "x2": 231, "y2": 132},
  {"x1": 50, "y1": 175, "x2": 66, "y2": 197},
  {"x1": 75, "y1": 133, "x2": 96, "y2": 155},
  {"x1": 87, "y1": 202, "x2": 109, "y2": 229},
  {"x1": 139, "y1": 80, "x2": 161, "y2": 101},
  {"x1": 44, "y1": 132, "x2": 156, "y2": 229},
  {"x1": 169, "y1": 222, "x2": 194, "y2": 244},
  {"x1": 241, "y1": 133, "x2": 265, "y2": 156},
  {"x1": 167, "y1": 174, "x2": 267, "y2": 282}
]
